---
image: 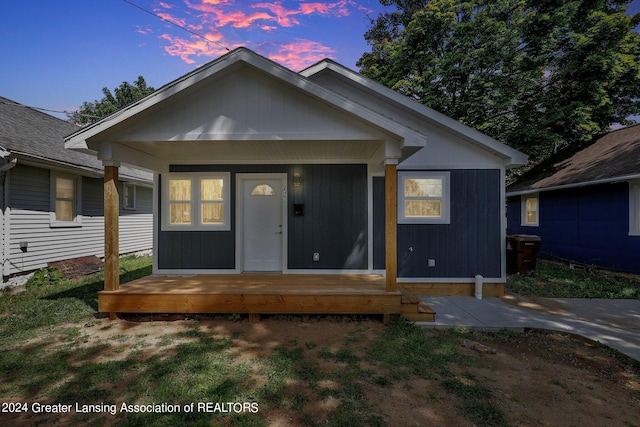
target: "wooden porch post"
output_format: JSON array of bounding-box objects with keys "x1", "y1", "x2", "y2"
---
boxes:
[
  {"x1": 385, "y1": 162, "x2": 397, "y2": 292},
  {"x1": 104, "y1": 165, "x2": 120, "y2": 319}
]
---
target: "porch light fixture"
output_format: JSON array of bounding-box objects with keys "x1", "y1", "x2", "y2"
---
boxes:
[{"x1": 293, "y1": 172, "x2": 302, "y2": 187}]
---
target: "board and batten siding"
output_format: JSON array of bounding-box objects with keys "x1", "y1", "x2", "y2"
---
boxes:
[
  {"x1": 158, "y1": 164, "x2": 368, "y2": 271},
  {"x1": 374, "y1": 169, "x2": 502, "y2": 278},
  {"x1": 4, "y1": 164, "x2": 152, "y2": 278},
  {"x1": 507, "y1": 182, "x2": 640, "y2": 274}
]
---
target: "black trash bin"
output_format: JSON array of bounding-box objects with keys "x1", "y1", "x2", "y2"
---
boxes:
[{"x1": 506, "y1": 234, "x2": 541, "y2": 274}]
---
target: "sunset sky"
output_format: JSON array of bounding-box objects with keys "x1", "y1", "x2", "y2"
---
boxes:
[
  {"x1": 1, "y1": 0, "x2": 639, "y2": 121},
  {"x1": 0, "y1": 0, "x2": 385, "y2": 119}
]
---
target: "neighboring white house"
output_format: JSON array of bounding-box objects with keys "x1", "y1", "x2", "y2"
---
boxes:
[{"x1": 0, "y1": 96, "x2": 153, "y2": 287}]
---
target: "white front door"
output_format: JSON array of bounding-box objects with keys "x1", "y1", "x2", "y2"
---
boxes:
[{"x1": 242, "y1": 178, "x2": 284, "y2": 271}]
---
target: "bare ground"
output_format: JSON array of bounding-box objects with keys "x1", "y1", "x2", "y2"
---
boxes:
[{"x1": 3, "y1": 315, "x2": 640, "y2": 426}]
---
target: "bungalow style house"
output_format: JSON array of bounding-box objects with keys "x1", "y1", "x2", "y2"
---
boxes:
[
  {"x1": 506, "y1": 124, "x2": 640, "y2": 274},
  {"x1": 0, "y1": 96, "x2": 153, "y2": 287},
  {"x1": 64, "y1": 48, "x2": 526, "y2": 319}
]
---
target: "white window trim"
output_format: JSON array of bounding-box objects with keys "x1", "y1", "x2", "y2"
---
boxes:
[
  {"x1": 520, "y1": 193, "x2": 539, "y2": 227},
  {"x1": 123, "y1": 183, "x2": 137, "y2": 210},
  {"x1": 50, "y1": 171, "x2": 82, "y2": 228},
  {"x1": 161, "y1": 172, "x2": 231, "y2": 231},
  {"x1": 630, "y1": 180, "x2": 640, "y2": 236},
  {"x1": 398, "y1": 171, "x2": 450, "y2": 224}
]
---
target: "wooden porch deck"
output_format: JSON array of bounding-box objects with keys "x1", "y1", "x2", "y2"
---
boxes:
[{"x1": 98, "y1": 274, "x2": 435, "y2": 322}]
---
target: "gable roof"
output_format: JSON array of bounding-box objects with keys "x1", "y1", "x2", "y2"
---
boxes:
[
  {"x1": 65, "y1": 48, "x2": 426, "y2": 163},
  {"x1": 65, "y1": 47, "x2": 526, "y2": 171},
  {"x1": 300, "y1": 59, "x2": 528, "y2": 168},
  {"x1": 507, "y1": 124, "x2": 640, "y2": 195},
  {"x1": 0, "y1": 96, "x2": 151, "y2": 183}
]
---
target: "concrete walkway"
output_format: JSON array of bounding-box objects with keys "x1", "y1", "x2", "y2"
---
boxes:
[{"x1": 417, "y1": 296, "x2": 640, "y2": 362}]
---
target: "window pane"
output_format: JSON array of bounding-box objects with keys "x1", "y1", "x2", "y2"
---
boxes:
[
  {"x1": 57, "y1": 177, "x2": 74, "y2": 199},
  {"x1": 525, "y1": 197, "x2": 538, "y2": 224},
  {"x1": 405, "y1": 200, "x2": 442, "y2": 218},
  {"x1": 202, "y1": 202, "x2": 224, "y2": 224},
  {"x1": 56, "y1": 200, "x2": 74, "y2": 221},
  {"x1": 404, "y1": 178, "x2": 442, "y2": 197},
  {"x1": 124, "y1": 185, "x2": 135, "y2": 208},
  {"x1": 201, "y1": 179, "x2": 224, "y2": 201},
  {"x1": 169, "y1": 203, "x2": 191, "y2": 224},
  {"x1": 250, "y1": 184, "x2": 275, "y2": 196},
  {"x1": 169, "y1": 179, "x2": 191, "y2": 201}
]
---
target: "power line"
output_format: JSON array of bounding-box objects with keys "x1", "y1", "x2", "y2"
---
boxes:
[
  {"x1": 0, "y1": 100, "x2": 100, "y2": 119},
  {"x1": 123, "y1": 0, "x2": 230, "y2": 52}
]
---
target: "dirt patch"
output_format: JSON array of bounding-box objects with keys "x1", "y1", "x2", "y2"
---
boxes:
[{"x1": 3, "y1": 316, "x2": 639, "y2": 426}]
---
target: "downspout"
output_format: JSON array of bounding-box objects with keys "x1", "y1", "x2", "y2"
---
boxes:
[
  {"x1": 0, "y1": 155, "x2": 17, "y2": 284},
  {"x1": 475, "y1": 274, "x2": 483, "y2": 300}
]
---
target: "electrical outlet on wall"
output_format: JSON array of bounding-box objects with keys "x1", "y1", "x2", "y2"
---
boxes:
[
  {"x1": 427, "y1": 259, "x2": 436, "y2": 267},
  {"x1": 313, "y1": 253, "x2": 320, "y2": 262}
]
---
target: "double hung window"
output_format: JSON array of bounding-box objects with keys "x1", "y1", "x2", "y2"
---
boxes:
[
  {"x1": 163, "y1": 173, "x2": 230, "y2": 231},
  {"x1": 50, "y1": 172, "x2": 82, "y2": 227},
  {"x1": 521, "y1": 193, "x2": 539, "y2": 226},
  {"x1": 398, "y1": 172, "x2": 450, "y2": 224}
]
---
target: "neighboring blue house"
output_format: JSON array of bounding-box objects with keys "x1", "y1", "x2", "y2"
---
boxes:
[{"x1": 506, "y1": 124, "x2": 640, "y2": 274}]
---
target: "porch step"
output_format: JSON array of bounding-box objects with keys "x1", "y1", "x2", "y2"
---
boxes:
[{"x1": 399, "y1": 286, "x2": 436, "y2": 322}]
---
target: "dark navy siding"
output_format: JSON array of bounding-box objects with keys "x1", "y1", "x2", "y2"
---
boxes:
[
  {"x1": 158, "y1": 164, "x2": 368, "y2": 270},
  {"x1": 507, "y1": 182, "x2": 640, "y2": 274},
  {"x1": 372, "y1": 177, "x2": 386, "y2": 269},
  {"x1": 394, "y1": 170, "x2": 502, "y2": 278}
]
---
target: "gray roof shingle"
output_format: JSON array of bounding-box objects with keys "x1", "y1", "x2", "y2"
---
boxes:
[{"x1": 0, "y1": 96, "x2": 151, "y2": 182}]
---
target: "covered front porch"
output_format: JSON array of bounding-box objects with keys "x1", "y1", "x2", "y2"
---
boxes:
[{"x1": 99, "y1": 274, "x2": 435, "y2": 322}]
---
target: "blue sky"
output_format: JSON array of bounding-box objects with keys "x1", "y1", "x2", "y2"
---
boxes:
[{"x1": 1, "y1": 0, "x2": 639, "y2": 121}]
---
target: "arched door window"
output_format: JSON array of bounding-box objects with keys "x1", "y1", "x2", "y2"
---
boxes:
[{"x1": 251, "y1": 184, "x2": 276, "y2": 196}]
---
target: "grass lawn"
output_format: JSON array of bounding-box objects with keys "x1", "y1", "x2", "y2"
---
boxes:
[
  {"x1": 1, "y1": 255, "x2": 638, "y2": 426},
  {"x1": 507, "y1": 259, "x2": 640, "y2": 299}
]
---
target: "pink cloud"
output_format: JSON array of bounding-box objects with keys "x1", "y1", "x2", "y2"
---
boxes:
[
  {"x1": 265, "y1": 39, "x2": 335, "y2": 71},
  {"x1": 142, "y1": 0, "x2": 353, "y2": 68},
  {"x1": 251, "y1": 2, "x2": 301, "y2": 27},
  {"x1": 135, "y1": 25, "x2": 154, "y2": 35},
  {"x1": 157, "y1": 12, "x2": 188, "y2": 27},
  {"x1": 299, "y1": 0, "x2": 352, "y2": 17},
  {"x1": 160, "y1": 31, "x2": 231, "y2": 64}
]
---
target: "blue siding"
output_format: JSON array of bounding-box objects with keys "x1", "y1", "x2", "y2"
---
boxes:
[
  {"x1": 372, "y1": 177, "x2": 385, "y2": 269},
  {"x1": 507, "y1": 182, "x2": 640, "y2": 274},
  {"x1": 158, "y1": 164, "x2": 368, "y2": 270},
  {"x1": 374, "y1": 170, "x2": 503, "y2": 278}
]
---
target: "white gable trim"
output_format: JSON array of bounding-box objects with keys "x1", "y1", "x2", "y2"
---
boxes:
[{"x1": 65, "y1": 48, "x2": 426, "y2": 159}]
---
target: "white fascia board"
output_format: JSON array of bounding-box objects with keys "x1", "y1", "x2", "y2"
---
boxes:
[
  {"x1": 507, "y1": 173, "x2": 640, "y2": 197},
  {"x1": 65, "y1": 48, "x2": 426, "y2": 155},
  {"x1": 65, "y1": 50, "x2": 251, "y2": 148},
  {"x1": 302, "y1": 61, "x2": 527, "y2": 167}
]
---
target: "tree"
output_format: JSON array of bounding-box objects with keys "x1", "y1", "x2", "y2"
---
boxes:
[
  {"x1": 358, "y1": 0, "x2": 640, "y2": 164},
  {"x1": 69, "y1": 76, "x2": 155, "y2": 125}
]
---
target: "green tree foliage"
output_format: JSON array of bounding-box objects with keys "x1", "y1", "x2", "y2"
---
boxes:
[
  {"x1": 68, "y1": 76, "x2": 155, "y2": 125},
  {"x1": 358, "y1": 0, "x2": 640, "y2": 163}
]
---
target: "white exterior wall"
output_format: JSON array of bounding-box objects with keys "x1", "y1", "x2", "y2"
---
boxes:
[{"x1": 3, "y1": 163, "x2": 152, "y2": 279}]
